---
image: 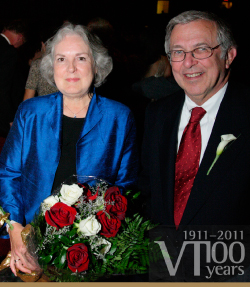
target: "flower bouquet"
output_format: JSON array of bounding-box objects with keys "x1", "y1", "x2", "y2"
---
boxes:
[{"x1": 26, "y1": 175, "x2": 155, "y2": 282}]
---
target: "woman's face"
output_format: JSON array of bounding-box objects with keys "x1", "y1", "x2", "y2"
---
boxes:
[{"x1": 53, "y1": 34, "x2": 95, "y2": 98}]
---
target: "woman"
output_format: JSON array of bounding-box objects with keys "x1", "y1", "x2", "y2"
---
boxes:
[
  {"x1": 23, "y1": 51, "x2": 59, "y2": 100},
  {"x1": 0, "y1": 23, "x2": 138, "y2": 275}
]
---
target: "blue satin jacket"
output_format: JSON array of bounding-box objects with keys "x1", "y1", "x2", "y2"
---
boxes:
[{"x1": 0, "y1": 92, "x2": 138, "y2": 225}]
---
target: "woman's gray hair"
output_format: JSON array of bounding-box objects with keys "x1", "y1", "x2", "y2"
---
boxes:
[
  {"x1": 40, "y1": 22, "x2": 113, "y2": 87},
  {"x1": 165, "y1": 10, "x2": 237, "y2": 60}
]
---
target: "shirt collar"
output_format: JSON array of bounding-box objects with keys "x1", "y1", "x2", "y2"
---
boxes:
[
  {"x1": 1, "y1": 34, "x2": 11, "y2": 45},
  {"x1": 184, "y1": 82, "x2": 228, "y2": 119}
]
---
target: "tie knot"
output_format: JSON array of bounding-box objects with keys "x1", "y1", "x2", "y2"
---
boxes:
[{"x1": 190, "y1": 107, "x2": 206, "y2": 123}]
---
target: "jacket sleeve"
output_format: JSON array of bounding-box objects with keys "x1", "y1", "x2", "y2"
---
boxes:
[
  {"x1": 0, "y1": 104, "x2": 25, "y2": 224},
  {"x1": 114, "y1": 111, "x2": 139, "y2": 192}
]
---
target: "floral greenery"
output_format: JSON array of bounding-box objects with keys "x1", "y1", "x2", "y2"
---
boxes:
[{"x1": 29, "y1": 178, "x2": 156, "y2": 282}]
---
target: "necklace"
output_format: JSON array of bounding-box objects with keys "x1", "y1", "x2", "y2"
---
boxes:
[{"x1": 64, "y1": 101, "x2": 89, "y2": 118}]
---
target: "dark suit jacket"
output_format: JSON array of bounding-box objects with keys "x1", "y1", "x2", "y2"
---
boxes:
[
  {"x1": 0, "y1": 35, "x2": 18, "y2": 137},
  {"x1": 139, "y1": 81, "x2": 250, "y2": 281}
]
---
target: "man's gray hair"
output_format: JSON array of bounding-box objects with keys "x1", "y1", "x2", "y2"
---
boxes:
[
  {"x1": 40, "y1": 22, "x2": 113, "y2": 87},
  {"x1": 165, "y1": 10, "x2": 237, "y2": 59}
]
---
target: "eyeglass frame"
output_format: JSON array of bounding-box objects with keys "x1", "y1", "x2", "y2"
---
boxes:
[{"x1": 167, "y1": 44, "x2": 222, "y2": 62}]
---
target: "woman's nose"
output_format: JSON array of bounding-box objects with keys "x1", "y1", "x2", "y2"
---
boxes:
[{"x1": 68, "y1": 60, "x2": 76, "y2": 73}]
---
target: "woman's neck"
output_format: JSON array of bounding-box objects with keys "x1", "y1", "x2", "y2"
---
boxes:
[{"x1": 63, "y1": 94, "x2": 92, "y2": 118}]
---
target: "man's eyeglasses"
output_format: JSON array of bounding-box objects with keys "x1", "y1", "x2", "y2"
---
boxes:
[{"x1": 167, "y1": 44, "x2": 222, "y2": 62}]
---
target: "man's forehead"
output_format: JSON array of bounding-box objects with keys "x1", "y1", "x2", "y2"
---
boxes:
[{"x1": 170, "y1": 20, "x2": 218, "y2": 47}]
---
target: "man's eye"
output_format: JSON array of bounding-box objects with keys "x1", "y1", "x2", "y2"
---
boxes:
[
  {"x1": 196, "y1": 47, "x2": 210, "y2": 53},
  {"x1": 173, "y1": 50, "x2": 184, "y2": 56}
]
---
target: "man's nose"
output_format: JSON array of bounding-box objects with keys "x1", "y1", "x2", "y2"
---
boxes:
[{"x1": 182, "y1": 52, "x2": 198, "y2": 68}]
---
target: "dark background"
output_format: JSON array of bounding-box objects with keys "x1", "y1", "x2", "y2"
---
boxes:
[{"x1": 0, "y1": 0, "x2": 248, "y2": 84}]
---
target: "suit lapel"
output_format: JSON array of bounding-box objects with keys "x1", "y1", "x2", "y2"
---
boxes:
[
  {"x1": 180, "y1": 82, "x2": 247, "y2": 226},
  {"x1": 159, "y1": 92, "x2": 185, "y2": 225}
]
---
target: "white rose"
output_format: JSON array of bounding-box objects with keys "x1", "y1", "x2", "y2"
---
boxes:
[
  {"x1": 96, "y1": 238, "x2": 111, "y2": 255},
  {"x1": 78, "y1": 215, "x2": 101, "y2": 236},
  {"x1": 60, "y1": 184, "x2": 83, "y2": 206},
  {"x1": 41, "y1": 195, "x2": 59, "y2": 214}
]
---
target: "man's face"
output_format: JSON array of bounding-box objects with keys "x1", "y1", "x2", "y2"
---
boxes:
[
  {"x1": 169, "y1": 20, "x2": 236, "y2": 105},
  {"x1": 12, "y1": 33, "x2": 25, "y2": 48}
]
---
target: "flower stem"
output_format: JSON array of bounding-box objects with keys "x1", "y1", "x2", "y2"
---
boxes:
[{"x1": 207, "y1": 154, "x2": 220, "y2": 175}]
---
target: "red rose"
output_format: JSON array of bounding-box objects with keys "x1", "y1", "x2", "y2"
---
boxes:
[
  {"x1": 67, "y1": 243, "x2": 89, "y2": 272},
  {"x1": 79, "y1": 184, "x2": 92, "y2": 202},
  {"x1": 45, "y1": 202, "x2": 76, "y2": 230},
  {"x1": 104, "y1": 186, "x2": 127, "y2": 220},
  {"x1": 96, "y1": 210, "x2": 121, "y2": 238}
]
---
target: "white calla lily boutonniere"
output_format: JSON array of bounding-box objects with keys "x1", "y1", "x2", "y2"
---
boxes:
[{"x1": 207, "y1": 134, "x2": 237, "y2": 175}]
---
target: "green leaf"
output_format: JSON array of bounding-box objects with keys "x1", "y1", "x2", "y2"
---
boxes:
[
  {"x1": 57, "y1": 248, "x2": 67, "y2": 269},
  {"x1": 0, "y1": 206, "x2": 6, "y2": 214},
  {"x1": 132, "y1": 191, "x2": 141, "y2": 199},
  {"x1": 124, "y1": 190, "x2": 131, "y2": 196},
  {"x1": 68, "y1": 228, "x2": 77, "y2": 238},
  {"x1": 109, "y1": 243, "x2": 117, "y2": 255},
  {"x1": 56, "y1": 235, "x2": 70, "y2": 245},
  {"x1": 71, "y1": 238, "x2": 81, "y2": 245},
  {"x1": 43, "y1": 254, "x2": 53, "y2": 264},
  {"x1": 139, "y1": 266, "x2": 148, "y2": 271},
  {"x1": 51, "y1": 245, "x2": 61, "y2": 254},
  {"x1": 52, "y1": 256, "x2": 60, "y2": 265}
]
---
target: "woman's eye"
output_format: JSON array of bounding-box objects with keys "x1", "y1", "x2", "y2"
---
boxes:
[
  {"x1": 57, "y1": 57, "x2": 65, "y2": 62},
  {"x1": 78, "y1": 57, "x2": 86, "y2": 61}
]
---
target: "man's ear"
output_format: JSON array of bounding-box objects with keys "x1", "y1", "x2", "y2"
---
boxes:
[
  {"x1": 13, "y1": 33, "x2": 24, "y2": 48},
  {"x1": 225, "y1": 47, "x2": 237, "y2": 69}
]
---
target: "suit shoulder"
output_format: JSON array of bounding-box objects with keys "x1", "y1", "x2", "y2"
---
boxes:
[
  {"x1": 147, "y1": 89, "x2": 184, "y2": 115},
  {"x1": 228, "y1": 81, "x2": 250, "y2": 97},
  {"x1": 0, "y1": 37, "x2": 17, "y2": 56}
]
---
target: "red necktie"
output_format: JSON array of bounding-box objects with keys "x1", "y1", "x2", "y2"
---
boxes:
[{"x1": 174, "y1": 107, "x2": 206, "y2": 228}]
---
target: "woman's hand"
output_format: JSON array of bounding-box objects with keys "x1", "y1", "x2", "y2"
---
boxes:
[{"x1": 8, "y1": 222, "x2": 40, "y2": 276}]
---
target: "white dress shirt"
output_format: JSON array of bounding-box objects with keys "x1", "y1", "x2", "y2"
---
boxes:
[{"x1": 177, "y1": 83, "x2": 228, "y2": 164}]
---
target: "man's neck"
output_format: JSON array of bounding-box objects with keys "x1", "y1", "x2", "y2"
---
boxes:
[
  {"x1": 1, "y1": 33, "x2": 11, "y2": 45},
  {"x1": 1, "y1": 30, "x2": 23, "y2": 47}
]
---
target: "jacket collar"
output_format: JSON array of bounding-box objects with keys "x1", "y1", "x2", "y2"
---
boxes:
[
  {"x1": 79, "y1": 91, "x2": 103, "y2": 140},
  {"x1": 46, "y1": 91, "x2": 103, "y2": 142}
]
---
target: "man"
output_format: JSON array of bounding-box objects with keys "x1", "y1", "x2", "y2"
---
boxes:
[
  {"x1": 0, "y1": 19, "x2": 27, "y2": 144},
  {"x1": 0, "y1": 19, "x2": 27, "y2": 267},
  {"x1": 139, "y1": 11, "x2": 250, "y2": 281}
]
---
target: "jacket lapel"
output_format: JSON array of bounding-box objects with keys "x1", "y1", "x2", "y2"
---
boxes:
[
  {"x1": 159, "y1": 92, "x2": 185, "y2": 225},
  {"x1": 46, "y1": 92, "x2": 103, "y2": 142},
  {"x1": 46, "y1": 92, "x2": 63, "y2": 143},
  {"x1": 78, "y1": 93, "x2": 103, "y2": 140},
  {"x1": 180, "y1": 82, "x2": 247, "y2": 226}
]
